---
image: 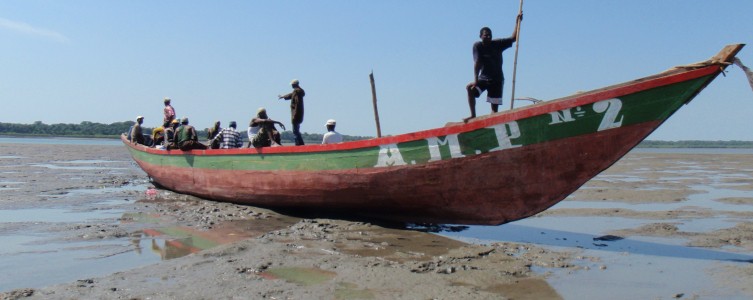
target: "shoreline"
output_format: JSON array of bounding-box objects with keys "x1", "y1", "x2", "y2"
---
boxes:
[{"x1": 2, "y1": 134, "x2": 753, "y2": 147}]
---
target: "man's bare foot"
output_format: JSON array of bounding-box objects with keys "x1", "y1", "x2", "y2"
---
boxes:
[{"x1": 463, "y1": 116, "x2": 475, "y2": 123}]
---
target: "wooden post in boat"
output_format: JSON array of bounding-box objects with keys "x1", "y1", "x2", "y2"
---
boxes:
[
  {"x1": 509, "y1": 0, "x2": 524, "y2": 110},
  {"x1": 370, "y1": 71, "x2": 382, "y2": 138}
]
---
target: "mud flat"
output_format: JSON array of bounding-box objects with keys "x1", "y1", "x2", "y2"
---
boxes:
[
  {"x1": 0, "y1": 142, "x2": 570, "y2": 299},
  {"x1": 1, "y1": 142, "x2": 753, "y2": 299}
]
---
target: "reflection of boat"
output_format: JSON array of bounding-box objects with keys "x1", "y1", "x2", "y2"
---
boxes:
[
  {"x1": 123, "y1": 212, "x2": 257, "y2": 260},
  {"x1": 123, "y1": 45, "x2": 744, "y2": 225}
]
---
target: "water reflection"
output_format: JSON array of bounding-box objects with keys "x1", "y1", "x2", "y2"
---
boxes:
[
  {"x1": 122, "y1": 212, "x2": 296, "y2": 260},
  {"x1": 405, "y1": 224, "x2": 470, "y2": 233},
  {"x1": 0, "y1": 208, "x2": 121, "y2": 223},
  {"x1": 30, "y1": 163, "x2": 127, "y2": 171}
]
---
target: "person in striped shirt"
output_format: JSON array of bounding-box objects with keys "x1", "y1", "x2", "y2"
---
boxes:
[{"x1": 211, "y1": 121, "x2": 243, "y2": 149}]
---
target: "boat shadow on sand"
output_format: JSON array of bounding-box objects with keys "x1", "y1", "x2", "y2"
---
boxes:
[
  {"x1": 269, "y1": 208, "x2": 753, "y2": 263},
  {"x1": 428, "y1": 223, "x2": 753, "y2": 264}
]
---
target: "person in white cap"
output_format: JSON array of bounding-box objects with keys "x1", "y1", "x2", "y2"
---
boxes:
[
  {"x1": 322, "y1": 119, "x2": 343, "y2": 144},
  {"x1": 278, "y1": 79, "x2": 305, "y2": 146},
  {"x1": 130, "y1": 116, "x2": 145, "y2": 145}
]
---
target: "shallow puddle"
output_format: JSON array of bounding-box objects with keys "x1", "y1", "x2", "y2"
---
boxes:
[
  {"x1": 0, "y1": 208, "x2": 122, "y2": 223},
  {"x1": 126, "y1": 212, "x2": 295, "y2": 260},
  {"x1": 483, "y1": 278, "x2": 562, "y2": 300},
  {"x1": 335, "y1": 225, "x2": 467, "y2": 263},
  {"x1": 30, "y1": 163, "x2": 127, "y2": 171},
  {"x1": 260, "y1": 267, "x2": 337, "y2": 286},
  {"x1": 0, "y1": 234, "x2": 163, "y2": 292},
  {"x1": 0, "y1": 207, "x2": 297, "y2": 291},
  {"x1": 333, "y1": 282, "x2": 377, "y2": 300}
]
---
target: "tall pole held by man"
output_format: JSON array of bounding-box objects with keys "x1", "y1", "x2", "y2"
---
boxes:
[{"x1": 510, "y1": 0, "x2": 524, "y2": 110}]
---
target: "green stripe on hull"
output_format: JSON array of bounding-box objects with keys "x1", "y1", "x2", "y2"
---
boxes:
[{"x1": 129, "y1": 75, "x2": 709, "y2": 172}]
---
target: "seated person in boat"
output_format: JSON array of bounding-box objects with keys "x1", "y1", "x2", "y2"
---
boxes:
[
  {"x1": 211, "y1": 121, "x2": 243, "y2": 149},
  {"x1": 174, "y1": 117, "x2": 207, "y2": 151},
  {"x1": 322, "y1": 119, "x2": 343, "y2": 144},
  {"x1": 151, "y1": 125, "x2": 165, "y2": 147},
  {"x1": 129, "y1": 116, "x2": 146, "y2": 145},
  {"x1": 247, "y1": 107, "x2": 286, "y2": 148},
  {"x1": 207, "y1": 120, "x2": 221, "y2": 149},
  {"x1": 164, "y1": 119, "x2": 180, "y2": 149}
]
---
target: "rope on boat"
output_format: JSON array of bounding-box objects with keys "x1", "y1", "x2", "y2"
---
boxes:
[
  {"x1": 664, "y1": 59, "x2": 731, "y2": 73},
  {"x1": 733, "y1": 57, "x2": 753, "y2": 93}
]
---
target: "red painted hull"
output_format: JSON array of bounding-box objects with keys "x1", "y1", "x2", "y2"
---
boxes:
[{"x1": 133, "y1": 121, "x2": 656, "y2": 225}]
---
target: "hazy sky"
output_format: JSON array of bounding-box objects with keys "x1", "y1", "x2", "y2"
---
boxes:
[{"x1": 1, "y1": 0, "x2": 752, "y2": 140}]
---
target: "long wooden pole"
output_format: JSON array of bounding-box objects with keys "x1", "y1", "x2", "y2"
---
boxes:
[
  {"x1": 509, "y1": 0, "x2": 524, "y2": 110},
  {"x1": 369, "y1": 71, "x2": 382, "y2": 138}
]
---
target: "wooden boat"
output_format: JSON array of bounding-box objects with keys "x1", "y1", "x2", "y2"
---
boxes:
[{"x1": 123, "y1": 44, "x2": 744, "y2": 225}]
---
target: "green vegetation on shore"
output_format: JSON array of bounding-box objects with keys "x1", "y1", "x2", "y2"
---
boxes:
[
  {"x1": 0, "y1": 121, "x2": 371, "y2": 144},
  {"x1": 0, "y1": 121, "x2": 131, "y2": 139}
]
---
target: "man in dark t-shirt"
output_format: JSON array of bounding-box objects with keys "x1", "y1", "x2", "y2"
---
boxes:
[{"x1": 464, "y1": 13, "x2": 523, "y2": 123}]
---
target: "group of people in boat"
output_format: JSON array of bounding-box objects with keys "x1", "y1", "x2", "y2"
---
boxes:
[{"x1": 128, "y1": 79, "x2": 343, "y2": 150}]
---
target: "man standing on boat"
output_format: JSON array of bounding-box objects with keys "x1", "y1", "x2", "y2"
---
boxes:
[
  {"x1": 464, "y1": 13, "x2": 523, "y2": 123},
  {"x1": 163, "y1": 97, "x2": 176, "y2": 127},
  {"x1": 278, "y1": 79, "x2": 305, "y2": 146}
]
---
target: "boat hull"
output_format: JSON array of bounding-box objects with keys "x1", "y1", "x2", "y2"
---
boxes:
[{"x1": 131, "y1": 121, "x2": 656, "y2": 225}]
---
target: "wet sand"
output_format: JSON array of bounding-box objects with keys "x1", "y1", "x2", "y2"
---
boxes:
[{"x1": 1, "y1": 143, "x2": 753, "y2": 299}]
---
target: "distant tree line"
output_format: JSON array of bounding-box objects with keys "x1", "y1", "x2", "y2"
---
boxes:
[
  {"x1": 0, "y1": 121, "x2": 133, "y2": 138},
  {"x1": 2, "y1": 121, "x2": 750, "y2": 147},
  {"x1": 0, "y1": 121, "x2": 373, "y2": 144}
]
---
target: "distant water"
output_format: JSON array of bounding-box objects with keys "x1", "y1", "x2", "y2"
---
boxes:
[
  {"x1": 0, "y1": 136, "x2": 121, "y2": 146},
  {"x1": 2, "y1": 136, "x2": 752, "y2": 154}
]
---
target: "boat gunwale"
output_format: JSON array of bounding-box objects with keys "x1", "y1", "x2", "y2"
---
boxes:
[{"x1": 123, "y1": 62, "x2": 722, "y2": 157}]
